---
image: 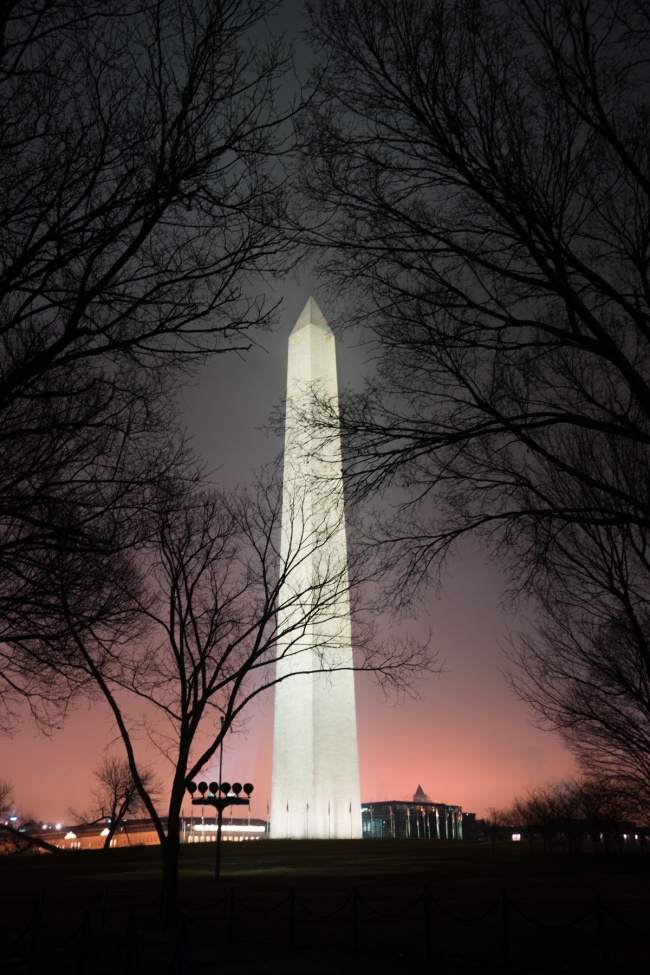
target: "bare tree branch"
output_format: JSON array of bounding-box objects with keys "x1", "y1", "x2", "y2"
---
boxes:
[
  {"x1": 6, "y1": 464, "x2": 435, "y2": 910},
  {"x1": 0, "y1": 0, "x2": 300, "y2": 723}
]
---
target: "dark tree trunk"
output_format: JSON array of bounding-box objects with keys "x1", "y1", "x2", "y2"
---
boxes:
[
  {"x1": 102, "y1": 825, "x2": 116, "y2": 851},
  {"x1": 161, "y1": 825, "x2": 181, "y2": 923},
  {"x1": 160, "y1": 788, "x2": 186, "y2": 922}
]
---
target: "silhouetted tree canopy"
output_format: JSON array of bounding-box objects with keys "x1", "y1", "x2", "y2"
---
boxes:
[
  {"x1": 13, "y1": 467, "x2": 430, "y2": 912},
  {"x1": 300, "y1": 0, "x2": 650, "y2": 794},
  {"x1": 509, "y1": 777, "x2": 636, "y2": 852},
  {"x1": 0, "y1": 0, "x2": 297, "y2": 723}
]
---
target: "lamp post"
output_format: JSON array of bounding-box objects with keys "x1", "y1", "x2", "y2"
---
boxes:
[{"x1": 186, "y1": 781, "x2": 253, "y2": 880}]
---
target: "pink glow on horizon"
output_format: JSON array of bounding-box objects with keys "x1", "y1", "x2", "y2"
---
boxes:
[
  {"x1": 0, "y1": 294, "x2": 576, "y2": 824},
  {"x1": 0, "y1": 544, "x2": 575, "y2": 824}
]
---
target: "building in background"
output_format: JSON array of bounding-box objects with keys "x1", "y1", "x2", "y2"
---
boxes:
[
  {"x1": 362, "y1": 786, "x2": 463, "y2": 840},
  {"x1": 17, "y1": 817, "x2": 269, "y2": 851}
]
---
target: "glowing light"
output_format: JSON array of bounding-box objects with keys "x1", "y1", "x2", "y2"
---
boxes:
[
  {"x1": 64, "y1": 831, "x2": 77, "y2": 839},
  {"x1": 512, "y1": 833, "x2": 521, "y2": 841},
  {"x1": 193, "y1": 823, "x2": 265, "y2": 833},
  {"x1": 100, "y1": 827, "x2": 110, "y2": 836}
]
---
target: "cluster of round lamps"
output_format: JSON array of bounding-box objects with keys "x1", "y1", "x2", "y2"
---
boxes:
[{"x1": 187, "y1": 781, "x2": 253, "y2": 798}]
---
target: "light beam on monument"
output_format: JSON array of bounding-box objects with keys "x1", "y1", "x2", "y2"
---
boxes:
[{"x1": 270, "y1": 297, "x2": 362, "y2": 840}]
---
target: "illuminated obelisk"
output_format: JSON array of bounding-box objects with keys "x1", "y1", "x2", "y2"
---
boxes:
[{"x1": 270, "y1": 297, "x2": 362, "y2": 839}]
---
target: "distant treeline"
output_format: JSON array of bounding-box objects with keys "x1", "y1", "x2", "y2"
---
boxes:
[{"x1": 472, "y1": 778, "x2": 650, "y2": 852}]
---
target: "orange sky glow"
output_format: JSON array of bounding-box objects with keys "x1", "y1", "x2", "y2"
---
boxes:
[{"x1": 1, "y1": 290, "x2": 576, "y2": 825}]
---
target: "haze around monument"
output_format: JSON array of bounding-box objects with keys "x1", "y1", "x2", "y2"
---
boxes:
[
  {"x1": 1, "y1": 281, "x2": 575, "y2": 824},
  {"x1": 0, "y1": 0, "x2": 579, "y2": 823}
]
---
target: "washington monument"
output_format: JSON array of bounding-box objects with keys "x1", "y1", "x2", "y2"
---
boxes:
[{"x1": 270, "y1": 297, "x2": 362, "y2": 839}]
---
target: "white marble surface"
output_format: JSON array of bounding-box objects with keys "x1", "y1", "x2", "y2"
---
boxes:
[{"x1": 270, "y1": 297, "x2": 362, "y2": 838}]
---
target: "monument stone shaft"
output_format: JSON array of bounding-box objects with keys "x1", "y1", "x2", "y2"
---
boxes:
[{"x1": 270, "y1": 297, "x2": 362, "y2": 839}]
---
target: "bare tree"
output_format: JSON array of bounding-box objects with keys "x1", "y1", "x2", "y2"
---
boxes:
[
  {"x1": 504, "y1": 456, "x2": 650, "y2": 803},
  {"x1": 509, "y1": 777, "x2": 634, "y2": 853},
  {"x1": 11, "y1": 467, "x2": 431, "y2": 912},
  {"x1": 297, "y1": 0, "x2": 650, "y2": 787},
  {"x1": 575, "y1": 777, "x2": 632, "y2": 852},
  {"x1": 510, "y1": 792, "x2": 541, "y2": 854},
  {"x1": 0, "y1": 778, "x2": 13, "y2": 821},
  {"x1": 300, "y1": 0, "x2": 650, "y2": 588},
  {"x1": 551, "y1": 780, "x2": 584, "y2": 854},
  {"x1": 0, "y1": 0, "x2": 298, "y2": 723},
  {"x1": 483, "y1": 807, "x2": 511, "y2": 852},
  {"x1": 522, "y1": 784, "x2": 564, "y2": 854},
  {"x1": 69, "y1": 757, "x2": 161, "y2": 850}
]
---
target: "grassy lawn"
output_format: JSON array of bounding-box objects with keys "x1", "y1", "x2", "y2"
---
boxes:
[{"x1": 0, "y1": 840, "x2": 648, "y2": 972}]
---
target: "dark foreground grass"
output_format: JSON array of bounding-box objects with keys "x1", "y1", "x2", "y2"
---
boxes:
[{"x1": 0, "y1": 840, "x2": 648, "y2": 973}]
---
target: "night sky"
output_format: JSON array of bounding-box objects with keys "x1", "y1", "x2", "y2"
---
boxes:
[
  {"x1": 0, "y1": 2, "x2": 580, "y2": 827},
  {"x1": 1, "y1": 282, "x2": 575, "y2": 824}
]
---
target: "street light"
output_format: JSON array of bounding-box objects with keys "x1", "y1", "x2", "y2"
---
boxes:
[{"x1": 186, "y1": 781, "x2": 254, "y2": 880}]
